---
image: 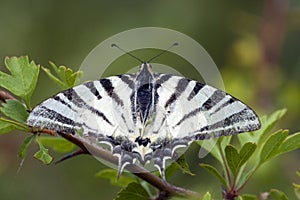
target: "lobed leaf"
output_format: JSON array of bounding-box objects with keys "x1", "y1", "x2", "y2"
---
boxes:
[
  {"x1": 18, "y1": 135, "x2": 35, "y2": 158},
  {"x1": 0, "y1": 56, "x2": 39, "y2": 108},
  {"x1": 0, "y1": 99, "x2": 28, "y2": 123},
  {"x1": 42, "y1": 62, "x2": 82, "y2": 89},
  {"x1": 200, "y1": 163, "x2": 227, "y2": 187},
  {"x1": 165, "y1": 155, "x2": 194, "y2": 179},
  {"x1": 115, "y1": 182, "x2": 150, "y2": 200},
  {"x1": 38, "y1": 136, "x2": 75, "y2": 153},
  {"x1": 259, "y1": 130, "x2": 288, "y2": 164},
  {"x1": 96, "y1": 169, "x2": 136, "y2": 188},
  {"x1": 42, "y1": 67, "x2": 65, "y2": 89},
  {"x1": 34, "y1": 139, "x2": 53, "y2": 164},
  {"x1": 174, "y1": 154, "x2": 195, "y2": 176}
]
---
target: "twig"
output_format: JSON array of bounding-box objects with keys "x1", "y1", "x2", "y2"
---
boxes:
[
  {"x1": 57, "y1": 131, "x2": 200, "y2": 198},
  {"x1": 0, "y1": 90, "x2": 16, "y2": 102}
]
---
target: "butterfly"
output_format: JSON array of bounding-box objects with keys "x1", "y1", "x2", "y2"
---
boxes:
[{"x1": 26, "y1": 46, "x2": 261, "y2": 179}]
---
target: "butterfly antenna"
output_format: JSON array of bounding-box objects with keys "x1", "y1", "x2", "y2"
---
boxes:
[
  {"x1": 147, "y1": 42, "x2": 179, "y2": 63},
  {"x1": 111, "y1": 43, "x2": 144, "y2": 63}
]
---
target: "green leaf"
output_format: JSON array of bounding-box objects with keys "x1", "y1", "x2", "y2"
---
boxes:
[
  {"x1": 238, "y1": 109, "x2": 287, "y2": 147},
  {"x1": 0, "y1": 100, "x2": 28, "y2": 123},
  {"x1": 174, "y1": 154, "x2": 195, "y2": 176},
  {"x1": 38, "y1": 136, "x2": 75, "y2": 153},
  {"x1": 201, "y1": 192, "x2": 211, "y2": 200},
  {"x1": 0, "y1": 120, "x2": 15, "y2": 134},
  {"x1": 115, "y1": 182, "x2": 150, "y2": 200},
  {"x1": 269, "y1": 189, "x2": 289, "y2": 200},
  {"x1": 34, "y1": 138, "x2": 53, "y2": 164},
  {"x1": 237, "y1": 109, "x2": 287, "y2": 146},
  {"x1": 42, "y1": 62, "x2": 82, "y2": 89},
  {"x1": 96, "y1": 169, "x2": 136, "y2": 187},
  {"x1": 200, "y1": 163, "x2": 227, "y2": 187},
  {"x1": 238, "y1": 142, "x2": 257, "y2": 168},
  {"x1": 18, "y1": 135, "x2": 35, "y2": 158},
  {"x1": 257, "y1": 109, "x2": 287, "y2": 144},
  {"x1": 225, "y1": 143, "x2": 256, "y2": 176},
  {"x1": 259, "y1": 130, "x2": 288, "y2": 164},
  {"x1": 237, "y1": 131, "x2": 256, "y2": 146},
  {"x1": 0, "y1": 56, "x2": 39, "y2": 108},
  {"x1": 165, "y1": 155, "x2": 194, "y2": 179},
  {"x1": 225, "y1": 145, "x2": 239, "y2": 175},
  {"x1": 277, "y1": 132, "x2": 300, "y2": 155}
]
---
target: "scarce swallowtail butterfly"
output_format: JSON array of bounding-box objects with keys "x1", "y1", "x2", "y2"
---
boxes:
[{"x1": 26, "y1": 44, "x2": 261, "y2": 179}]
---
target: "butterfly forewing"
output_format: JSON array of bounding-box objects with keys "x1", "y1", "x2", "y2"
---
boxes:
[
  {"x1": 28, "y1": 75, "x2": 137, "y2": 136},
  {"x1": 152, "y1": 74, "x2": 260, "y2": 139}
]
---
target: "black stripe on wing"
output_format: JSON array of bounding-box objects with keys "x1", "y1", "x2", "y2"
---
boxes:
[
  {"x1": 117, "y1": 74, "x2": 135, "y2": 89},
  {"x1": 164, "y1": 78, "x2": 190, "y2": 108},
  {"x1": 153, "y1": 74, "x2": 172, "y2": 111},
  {"x1": 187, "y1": 82, "x2": 205, "y2": 101},
  {"x1": 209, "y1": 97, "x2": 235, "y2": 116},
  {"x1": 100, "y1": 78, "x2": 124, "y2": 106},
  {"x1": 33, "y1": 106, "x2": 78, "y2": 127},
  {"x1": 194, "y1": 108, "x2": 260, "y2": 136},
  {"x1": 175, "y1": 89, "x2": 226, "y2": 126},
  {"x1": 53, "y1": 95, "x2": 76, "y2": 111},
  {"x1": 63, "y1": 88, "x2": 112, "y2": 126},
  {"x1": 84, "y1": 81, "x2": 102, "y2": 100}
]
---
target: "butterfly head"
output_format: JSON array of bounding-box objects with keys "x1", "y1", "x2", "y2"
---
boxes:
[{"x1": 139, "y1": 62, "x2": 153, "y2": 74}]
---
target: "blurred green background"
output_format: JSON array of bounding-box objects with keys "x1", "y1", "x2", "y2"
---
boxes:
[{"x1": 0, "y1": 0, "x2": 300, "y2": 199}]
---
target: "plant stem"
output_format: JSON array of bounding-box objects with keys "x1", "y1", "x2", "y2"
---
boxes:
[
  {"x1": 236, "y1": 164, "x2": 260, "y2": 193},
  {"x1": 218, "y1": 142, "x2": 232, "y2": 188}
]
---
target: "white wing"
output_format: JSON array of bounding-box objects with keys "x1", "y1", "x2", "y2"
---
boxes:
[
  {"x1": 144, "y1": 74, "x2": 260, "y2": 177},
  {"x1": 151, "y1": 74, "x2": 260, "y2": 140}
]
